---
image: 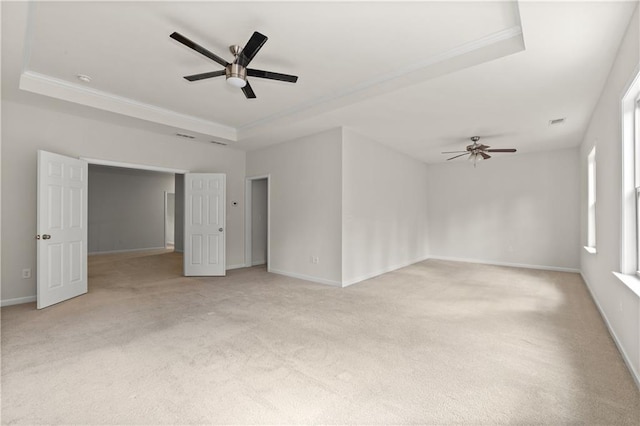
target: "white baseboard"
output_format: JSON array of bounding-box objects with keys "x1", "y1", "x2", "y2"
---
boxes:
[
  {"x1": 580, "y1": 272, "x2": 640, "y2": 390},
  {"x1": 268, "y1": 268, "x2": 342, "y2": 287},
  {"x1": 342, "y1": 254, "x2": 431, "y2": 287},
  {"x1": 89, "y1": 246, "x2": 167, "y2": 255},
  {"x1": 251, "y1": 260, "x2": 266, "y2": 266},
  {"x1": 428, "y1": 255, "x2": 580, "y2": 273},
  {"x1": 226, "y1": 264, "x2": 245, "y2": 271},
  {"x1": 1, "y1": 295, "x2": 36, "y2": 307}
]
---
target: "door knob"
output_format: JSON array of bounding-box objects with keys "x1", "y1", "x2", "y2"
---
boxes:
[
  {"x1": 219, "y1": 228, "x2": 223, "y2": 232},
  {"x1": 42, "y1": 234, "x2": 51, "y2": 240}
]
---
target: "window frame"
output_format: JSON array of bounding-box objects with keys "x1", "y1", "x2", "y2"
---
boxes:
[
  {"x1": 611, "y1": 66, "x2": 640, "y2": 297},
  {"x1": 635, "y1": 97, "x2": 640, "y2": 276},
  {"x1": 587, "y1": 147, "x2": 597, "y2": 250}
]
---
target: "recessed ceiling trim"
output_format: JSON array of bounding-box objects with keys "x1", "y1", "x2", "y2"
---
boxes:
[
  {"x1": 19, "y1": 70, "x2": 237, "y2": 143},
  {"x1": 237, "y1": 25, "x2": 524, "y2": 139}
]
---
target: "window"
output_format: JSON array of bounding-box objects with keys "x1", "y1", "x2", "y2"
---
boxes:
[
  {"x1": 613, "y1": 70, "x2": 640, "y2": 294},
  {"x1": 587, "y1": 147, "x2": 596, "y2": 250},
  {"x1": 635, "y1": 98, "x2": 640, "y2": 274},
  {"x1": 619, "y1": 69, "x2": 640, "y2": 277}
]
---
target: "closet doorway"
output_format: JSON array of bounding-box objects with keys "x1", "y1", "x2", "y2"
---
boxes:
[{"x1": 245, "y1": 176, "x2": 270, "y2": 268}]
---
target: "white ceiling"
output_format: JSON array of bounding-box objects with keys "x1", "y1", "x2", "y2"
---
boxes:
[{"x1": 2, "y1": 1, "x2": 637, "y2": 162}]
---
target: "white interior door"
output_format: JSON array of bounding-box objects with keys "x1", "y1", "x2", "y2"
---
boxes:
[
  {"x1": 184, "y1": 173, "x2": 226, "y2": 276},
  {"x1": 37, "y1": 150, "x2": 88, "y2": 309}
]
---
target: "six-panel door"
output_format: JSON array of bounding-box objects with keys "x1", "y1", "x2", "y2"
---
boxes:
[
  {"x1": 184, "y1": 173, "x2": 226, "y2": 276},
  {"x1": 37, "y1": 151, "x2": 88, "y2": 309}
]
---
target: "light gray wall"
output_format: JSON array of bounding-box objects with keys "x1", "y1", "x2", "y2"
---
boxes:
[
  {"x1": 1, "y1": 100, "x2": 246, "y2": 302},
  {"x1": 579, "y1": 5, "x2": 639, "y2": 385},
  {"x1": 342, "y1": 129, "x2": 429, "y2": 285},
  {"x1": 88, "y1": 165, "x2": 174, "y2": 253},
  {"x1": 251, "y1": 179, "x2": 268, "y2": 266},
  {"x1": 246, "y1": 128, "x2": 343, "y2": 286},
  {"x1": 427, "y1": 148, "x2": 580, "y2": 270}
]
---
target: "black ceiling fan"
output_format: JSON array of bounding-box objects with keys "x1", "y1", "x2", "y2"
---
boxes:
[
  {"x1": 170, "y1": 31, "x2": 298, "y2": 99},
  {"x1": 442, "y1": 136, "x2": 516, "y2": 166}
]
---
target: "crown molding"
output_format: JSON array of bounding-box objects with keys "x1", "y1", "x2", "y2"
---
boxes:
[{"x1": 19, "y1": 71, "x2": 237, "y2": 143}]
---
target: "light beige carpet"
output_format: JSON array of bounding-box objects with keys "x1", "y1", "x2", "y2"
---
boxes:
[{"x1": 1, "y1": 251, "x2": 639, "y2": 424}]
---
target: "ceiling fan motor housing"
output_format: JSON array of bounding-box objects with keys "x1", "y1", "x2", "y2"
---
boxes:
[{"x1": 226, "y1": 63, "x2": 247, "y2": 87}]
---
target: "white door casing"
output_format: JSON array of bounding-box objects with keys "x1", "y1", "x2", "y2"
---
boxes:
[
  {"x1": 184, "y1": 173, "x2": 226, "y2": 276},
  {"x1": 37, "y1": 151, "x2": 88, "y2": 309}
]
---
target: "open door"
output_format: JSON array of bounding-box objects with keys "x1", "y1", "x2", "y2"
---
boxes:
[
  {"x1": 37, "y1": 151, "x2": 88, "y2": 309},
  {"x1": 184, "y1": 173, "x2": 226, "y2": 276}
]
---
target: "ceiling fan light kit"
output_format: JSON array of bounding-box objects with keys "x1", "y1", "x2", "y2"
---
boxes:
[
  {"x1": 170, "y1": 31, "x2": 298, "y2": 99},
  {"x1": 442, "y1": 136, "x2": 516, "y2": 167},
  {"x1": 468, "y1": 152, "x2": 484, "y2": 162},
  {"x1": 226, "y1": 62, "x2": 247, "y2": 88}
]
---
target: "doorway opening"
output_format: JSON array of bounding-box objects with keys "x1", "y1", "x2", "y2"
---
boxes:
[
  {"x1": 85, "y1": 162, "x2": 187, "y2": 294},
  {"x1": 245, "y1": 175, "x2": 270, "y2": 269},
  {"x1": 165, "y1": 192, "x2": 175, "y2": 249}
]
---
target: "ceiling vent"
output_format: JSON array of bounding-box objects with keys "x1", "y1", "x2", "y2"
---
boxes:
[
  {"x1": 175, "y1": 133, "x2": 196, "y2": 139},
  {"x1": 210, "y1": 141, "x2": 228, "y2": 146},
  {"x1": 549, "y1": 117, "x2": 566, "y2": 125}
]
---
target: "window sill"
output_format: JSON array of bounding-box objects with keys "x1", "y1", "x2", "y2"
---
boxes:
[
  {"x1": 584, "y1": 246, "x2": 597, "y2": 254},
  {"x1": 612, "y1": 272, "x2": 640, "y2": 298}
]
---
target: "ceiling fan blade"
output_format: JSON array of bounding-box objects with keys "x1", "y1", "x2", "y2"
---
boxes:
[
  {"x1": 247, "y1": 69, "x2": 298, "y2": 83},
  {"x1": 479, "y1": 152, "x2": 491, "y2": 160},
  {"x1": 441, "y1": 150, "x2": 468, "y2": 154},
  {"x1": 239, "y1": 32, "x2": 268, "y2": 66},
  {"x1": 486, "y1": 149, "x2": 517, "y2": 152},
  {"x1": 478, "y1": 144, "x2": 490, "y2": 150},
  {"x1": 446, "y1": 153, "x2": 470, "y2": 161},
  {"x1": 242, "y1": 81, "x2": 257, "y2": 99},
  {"x1": 170, "y1": 32, "x2": 229, "y2": 68},
  {"x1": 184, "y1": 70, "x2": 226, "y2": 81}
]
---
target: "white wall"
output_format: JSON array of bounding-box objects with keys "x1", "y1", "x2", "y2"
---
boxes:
[
  {"x1": 1, "y1": 100, "x2": 246, "y2": 303},
  {"x1": 579, "y1": 5, "x2": 640, "y2": 385},
  {"x1": 342, "y1": 129, "x2": 429, "y2": 285},
  {"x1": 427, "y1": 148, "x2": 580, "y2": 271},
  {"x1": 246, "y1": 128, "x2": 343, "y2": 286},
  {"x1": 251, "y1": 179, "x2": 268, "y2": 266},
  {"x1": 88, "y1": 165, "x2": 174, "y2": 253}
]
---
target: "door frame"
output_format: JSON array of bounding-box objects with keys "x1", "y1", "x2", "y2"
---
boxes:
[
  {"x1": 244, "y1": 175, "x2": 271, "y2": 269},
  {"x1": 80, "y1": 157, "x2": 189, "y2": 175}
]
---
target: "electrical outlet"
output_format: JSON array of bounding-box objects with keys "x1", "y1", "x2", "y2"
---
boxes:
[
  {"x1": 312, "y1": 257, "x2": 320, "y2": 264},
  {"x1": 22, "y1": 268, "x2": 31, "y2": 279}
]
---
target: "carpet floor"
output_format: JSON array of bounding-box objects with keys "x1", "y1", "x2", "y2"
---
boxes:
[{"x1": 1, "y1": 250, "x2": 639, "y2": 424}]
